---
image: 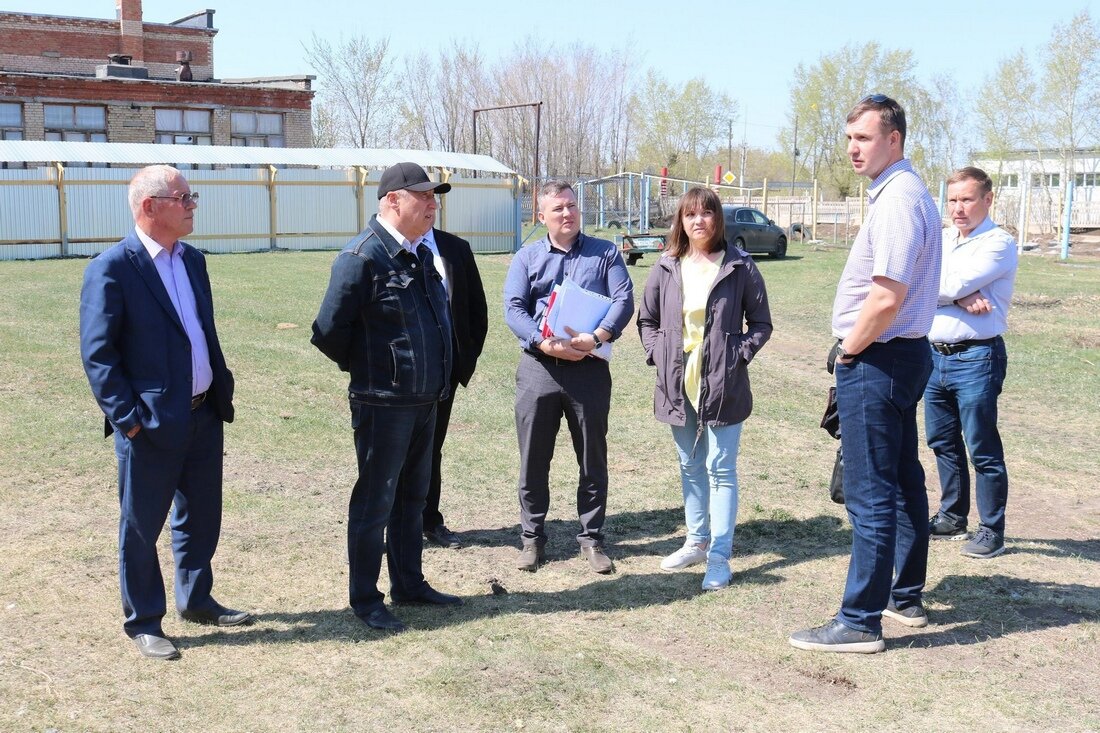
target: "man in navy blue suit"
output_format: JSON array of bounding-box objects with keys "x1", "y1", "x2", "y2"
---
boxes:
[{"x1": 80, "y1": 165, "x2": 250, "y2": 661}]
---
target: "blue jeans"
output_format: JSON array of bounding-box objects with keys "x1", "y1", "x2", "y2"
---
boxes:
[
  {"x1": 835, "y1": 337, "x2": 932, "y2": 633},
  {"x1": 924, "y1": 337, "x2": 1008, "y2": 534},
  {"x1": 670, "y1": 401, "x2": 743, "y2": 562}
]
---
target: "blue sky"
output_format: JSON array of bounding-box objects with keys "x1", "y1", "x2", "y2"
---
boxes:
[{"x1": 5, "y1": 0, "x2": 1098, "y2": 149}]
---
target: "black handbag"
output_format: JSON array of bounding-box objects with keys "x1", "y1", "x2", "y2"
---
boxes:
[{"x1": 822, "y1": 341, "x2": 845, "y2": 504}]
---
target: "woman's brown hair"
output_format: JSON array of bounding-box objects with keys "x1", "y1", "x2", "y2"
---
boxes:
[{"x1": 666, "y1": 186, "x2": 726, "y2": 258}]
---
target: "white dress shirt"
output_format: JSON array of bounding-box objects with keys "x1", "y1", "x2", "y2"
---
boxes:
[
  {"x1": 927, "y1": 217, "x2": 1017, "y2": 343},
  {"x1": 417, "y1": 227, "x2": 449, "y2": 292}
]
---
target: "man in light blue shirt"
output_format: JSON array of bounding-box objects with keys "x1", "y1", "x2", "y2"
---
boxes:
[
  {"x1": 790, "y1": 95, "x2": 941, "y2": 654},
  {"x1": 925, "y1": 167, "x2": 1017, "y2": 559}
]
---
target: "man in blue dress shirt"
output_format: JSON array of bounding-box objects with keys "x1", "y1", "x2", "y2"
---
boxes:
[{"x1": 503, "y1": 180, "x2": 634, "y2": 574}]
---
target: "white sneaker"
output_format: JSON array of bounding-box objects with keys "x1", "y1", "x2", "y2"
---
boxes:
[
  {"x1": 701, "y1": 557, "x2": 731, "y2": 590},
  {"x1": 660, "y1": 543, "x2": 708, "y2": 571}
]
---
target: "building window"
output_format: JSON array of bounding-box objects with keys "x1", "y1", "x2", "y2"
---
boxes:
[
  {"x1": 1, "y1": 102, "x2": 23, "y2": 139},
  {"x1": 1074, "y1": 173, "x2": 1099, "y2": 187},
  {"x1": 43, "y1": 104, "x2": 107, "y2": 167},
  {"x1": 155, "y1": 108, "x2": 213, "y2": 145},
  {"x1": 1, "y1": 102, "x2": 24, "y2": 169},
  {"x1": 43, "y1": 104, "x2": 107, "y2": 142},
  {"x1": 231, "y1": 112, "x2": 284, "y2": 147},
  {"x1": 994, "y1": 173, "x2": 1018, "y2": 188},
  {"x1": 1030, "y1": 173, "x2": 1060, "y2": 188}
]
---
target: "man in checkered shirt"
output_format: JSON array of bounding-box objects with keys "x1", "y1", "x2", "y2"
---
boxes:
[{"x1": 790, "y1": 95, "x2": 942, "y2": 654}]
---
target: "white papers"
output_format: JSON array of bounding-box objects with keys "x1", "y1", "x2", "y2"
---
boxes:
[{"x1": 540, "y1": 277, "x2": 614, "y2": 360}]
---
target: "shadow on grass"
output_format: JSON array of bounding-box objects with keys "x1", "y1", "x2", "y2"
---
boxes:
[
  {"x1": 889, "y1": 573, "x2": 1100, "y2": 649},
  {"x1": 177, "y1": 511, "x2": 854, "y2": 650},
  {"x1": 459, "y1": 510, "x2": 852, "y2": 570},
  {"x1": 1005, "y1": 536, "x2": 1100, "y2": 562}
]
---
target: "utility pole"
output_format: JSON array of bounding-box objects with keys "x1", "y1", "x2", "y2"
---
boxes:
[
  {"x1": 790, "y1": 115, "x2": 799, "y2": 196},
  {"x1": 727, "y1": 118, "x2": 733, "y2": 173},
  {"x1": 738, "y1": 117, "x2": 747, "y2": 188}
]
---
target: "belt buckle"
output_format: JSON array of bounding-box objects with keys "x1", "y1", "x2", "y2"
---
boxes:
[{"x1": 932, "y1": 342, "x2": 951, "y2": 355}]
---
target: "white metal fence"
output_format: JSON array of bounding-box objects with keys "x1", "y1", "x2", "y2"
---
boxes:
[{"x1": 0, "y1": 168, "x2": 518, "y2": 260}]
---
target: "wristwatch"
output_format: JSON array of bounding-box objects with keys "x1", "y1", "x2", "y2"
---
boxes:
[
  {"x1": 591, "y1": 334, "x2": 603, "y2": 349},
  {"x1": 836, "y1": 343, "x2": 855, "y2": 360}
]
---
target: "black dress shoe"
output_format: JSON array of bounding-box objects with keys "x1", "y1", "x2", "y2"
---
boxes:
[
  {"x1": 424, "y1": 524, "x2": 462, "y2": 549},
  {"x1": 360, "y1": 607, "x2": 407, "y2": 632},
  {"x1": 132, "y1": 633, "x2": 180, "y2": 660},
  {"x1": 179, "y1": 603, "x2": 253, "y2": 627},
  {"x1": 391, "y1": 585, "x2": 464, "y2": 606}
]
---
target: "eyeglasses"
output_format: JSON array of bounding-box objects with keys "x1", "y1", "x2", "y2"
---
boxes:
[
  {"x1": 861, "y1": 94, "x2": 890, "y2": 104},
  {"x1": 150, "y1": 192, "x2": 200, "y2": 204}
]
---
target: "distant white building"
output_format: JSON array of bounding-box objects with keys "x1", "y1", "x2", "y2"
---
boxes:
[{"x1": 971, "y1": 147, "x2": 1100, "y2": 235}]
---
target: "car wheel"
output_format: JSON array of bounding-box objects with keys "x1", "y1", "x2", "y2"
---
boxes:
[
  {"x1": 771, "y1": 236, "x2": 787, "y2": 259},
  {"x1": 733, "y1": 237, "x2": 746, "y2": 253}
]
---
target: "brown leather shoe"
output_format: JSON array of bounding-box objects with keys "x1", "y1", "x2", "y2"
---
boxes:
[
  {"x1": 516, "y1": 543, "x2": 545, "y2": 572},
  {"x1": 581, "y1": 545, "x2": 614, "y2": 574}
]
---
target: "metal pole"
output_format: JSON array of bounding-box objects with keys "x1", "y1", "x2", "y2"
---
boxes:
[
  {"x1": 471, "y1": 110, "x2": 478, "y2": 180},
  {"x1": 1015, "y1": 184, "x2": 1027, "y2": 253},
  {"x1": 627, "y1": 174, "x2": 633, "y2": 234},
  {"x1": 512, "y1": 175, "x2": 521, "y2": 253},
  {"x1": 728, "y1": 119, "x2": 733, "y2": 173},
  {"x1": 790, "y1": 115, "x2": 798, "y2": 196},
  {"x1": 1061, "y1": 179, "x2": 1074, "y2": 260},
  {"x1": 937, "y1": 180, "x2": 947, "y2": 217},
  {"x1": 533, "y1": 102, "x2": 542, "y2": 225},
  {"x1": 578, "y1": 181, "x2": 586, "y2": 236},
  {"x1": 811, "y1": 178, "x2": 819, "y2": 241}
]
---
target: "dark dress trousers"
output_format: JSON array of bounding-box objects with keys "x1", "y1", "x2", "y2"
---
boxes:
[
  {"x1": 79, "y1": 232, "x2": 235, "y2": 637},
  {"x1": 423, "y1": 229, "x2": 488, "y2": 531}
]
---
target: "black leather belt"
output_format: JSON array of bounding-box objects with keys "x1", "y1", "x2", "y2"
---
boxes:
[
  {"x1": 191, "y1": 391, "x2": 208, "y2": 410},
  {"x1": 931, "y1": 337, "x2": 998, "y2": 355},
  {"x1": 526, "y1": 349, "x2": 585, "y2": 367}
]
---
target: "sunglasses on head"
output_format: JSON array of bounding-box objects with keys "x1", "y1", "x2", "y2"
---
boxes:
[{"x1": 861, "y1": 94, "x2": 890, "y2": 104}]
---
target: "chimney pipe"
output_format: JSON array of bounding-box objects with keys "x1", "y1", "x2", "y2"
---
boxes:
[
  {"x1": 115, "y1": 0, "x2": 145, "y2": 63},
  {"x1": 176, "y1": 51, "x2": 193, "y2": 82}
]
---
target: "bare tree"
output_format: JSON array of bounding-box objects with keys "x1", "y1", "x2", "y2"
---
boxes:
[
  {"x1": 397, "y1": 41, "x2": 486, "y2": 152},
  {"x1": 311, "y1": 100, "x2": 341, "y2": 148},
  {"x1": 303, "y1": 33, "x2": 396, "y2": 148}
]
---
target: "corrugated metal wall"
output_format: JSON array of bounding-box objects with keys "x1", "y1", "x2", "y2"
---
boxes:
[{"x1": 0, "y1": 167, "x2": 517, "y2": 260}]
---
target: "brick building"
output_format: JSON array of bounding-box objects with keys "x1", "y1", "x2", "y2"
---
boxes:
[{"x1": 0, "y1": 0, "x2": 314, "y2": 159}]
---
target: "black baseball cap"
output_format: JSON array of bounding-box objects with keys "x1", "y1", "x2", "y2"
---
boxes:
[{"x1": 377, "y1": 162, "x2": 452, "y2": 199}]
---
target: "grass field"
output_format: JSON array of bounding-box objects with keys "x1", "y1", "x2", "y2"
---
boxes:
[{"x1": 0, "y1": 240, "x2": 1097, "y2": 732}]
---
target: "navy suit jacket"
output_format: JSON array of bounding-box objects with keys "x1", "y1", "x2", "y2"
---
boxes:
[
  {"x1": 80, "y1": 231, "x2": 234, "y2": 449},
  {"x1": 433, "y1": 228, "x2": 488, "y2": 387}
]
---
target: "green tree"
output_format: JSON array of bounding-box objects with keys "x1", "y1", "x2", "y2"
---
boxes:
[
  {"x1": 631, "y1": 71, "x2": 737, "y2": 181},
  {"x1": 782, "y1": 43, "x2": 941, "y2": 197}
]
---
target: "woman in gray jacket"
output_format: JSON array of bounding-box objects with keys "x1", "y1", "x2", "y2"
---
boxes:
[{"x1": 637, "y1": 186, "x2": 772, "y2": 589}]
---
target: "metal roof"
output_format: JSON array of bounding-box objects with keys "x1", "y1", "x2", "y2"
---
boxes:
[{"x1": 0, "y1": 140, "x2": 516, "y2": 174}]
